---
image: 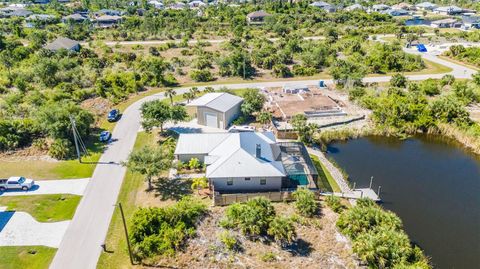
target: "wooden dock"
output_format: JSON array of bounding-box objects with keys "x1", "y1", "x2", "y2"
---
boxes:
[{"x1": 321, "y1": 188, "x2": 381, "y2": 202}]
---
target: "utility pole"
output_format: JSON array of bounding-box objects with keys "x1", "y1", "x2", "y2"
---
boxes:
[
  {"x1": 118, "y1": 203, "x2": 134, "y2": 265},
  {"x1": 70, "y1": 116, "x2": 81, "y2": 163}
]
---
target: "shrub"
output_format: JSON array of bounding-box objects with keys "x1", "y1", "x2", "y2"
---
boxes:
[
  {"x1": 219, "y1": 231, "x2": 238, "y2": 251},
  {"x1": 220, "y1": 197, "x2": 275, "y2": 237},
  {"x1": 390, "y1": 73, "x2": 407, "y2": 88},
  {"x1": 188, "y1": 158, "x2": 201, "y2": 170},
  {"x1": 48, "y1": 138, "x2": 74, "y2": 160},
  {"x1": 190, "y1": 69, "x2": 214, "y2": 82},
  {"x1": 267, "y1": 216, "x2": 296, "y2": 247},
  {"x1": 129, "y1": 197, "x2": 207, "y2": 259},
  {"x1": 260, "y1": 251, "x2": 277, "y2": 262},
  {"x1": 325, "y1": 195, "x2": 345, "y2": 213},
  {"x1": 292, "y1": 187, "x2": 317, "y2": 217}
]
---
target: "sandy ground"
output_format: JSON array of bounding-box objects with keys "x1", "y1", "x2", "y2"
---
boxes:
[
  {"x1": 0, "y1": 208, "x2": 69, "y2": 248},
  {"x1": 145, "y1": 201, "x2": 360, "y2": 269},
  {"x1": 0, "y1": 178, "x2": 90, "y2": 197}
]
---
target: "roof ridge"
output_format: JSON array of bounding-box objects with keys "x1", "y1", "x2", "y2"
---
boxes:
[{"x1": 204, "y1": 92, "x2": 226, "y2": 107}]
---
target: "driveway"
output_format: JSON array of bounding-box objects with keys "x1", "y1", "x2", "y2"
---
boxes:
[
  {"x1": 0, "y1": 178, "x2": 89, "y2": 197},
  {"x1": 0, "y1": 208, "x2": 69, "y2": 248},
  {"x1": 164, "y1": 119, "x2": 228, "y2": 134}
]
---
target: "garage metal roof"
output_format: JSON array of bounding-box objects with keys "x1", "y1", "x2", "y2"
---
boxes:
[{"x1": 187, "y1": 92, "x2": 243, "y2": 113}]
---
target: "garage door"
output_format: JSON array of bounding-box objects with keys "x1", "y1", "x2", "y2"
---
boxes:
[{"x1": 205, "y1": 113, "x2": 218, "y2": 128}]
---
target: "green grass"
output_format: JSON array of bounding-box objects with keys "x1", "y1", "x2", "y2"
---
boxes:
[
  {"x1": 0, "y1": 246, "x2": 56, "y2": 269},
  {"x1": 0, "y1": 139, "x2": 103, "y2": 180},
  {"x1": 310, "y1": 155, "x2": 341, "y2": 193},
  {"x1": 0, "y1": 194, "x2": 82, "y2": 222},
  {"x1": 97, "y1": 131, "x2": 156, "y2": 269}
]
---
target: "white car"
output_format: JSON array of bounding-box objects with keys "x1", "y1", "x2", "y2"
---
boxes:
[{"x1": 0, "y1": 176, "x2": 35, "y2": 191}]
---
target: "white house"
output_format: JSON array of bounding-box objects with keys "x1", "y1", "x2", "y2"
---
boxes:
[
  {"x1": 310, "y1": 1, "x2": 336, "y2": 13},
  {"x1": 187, "y1": 92, "x2": 243, "y2": 129},
  {"x1": 44, "y1": 37, "x2": 80, "y2": 52},
  {"x1": 371, "y1": 4, "x2": 390, "y2": 12},
  {"x1": 345, "y1": 4, "x2": 365, "y2": 12},
  {"x1": 174, "y1": 132, "x2": 286, "y2": 192},
  {"x1": 416, "y1": 2, "x2": 437, "y2": 11},
  {"x1": 430, "y1": 18, "x2": 460, "y2": 28},
  {"x1": 189, "y1": 0, "x2": 206, "y2": 8},
  {"x1": 434, "y1": 6, "x2": 464, "y2": 15},
  {"x1": 148, "y1": 0, "x2": 164, "y2": 9},
  {"x1": 462, "y1": 16, "x2": 480, "y2": 30}
]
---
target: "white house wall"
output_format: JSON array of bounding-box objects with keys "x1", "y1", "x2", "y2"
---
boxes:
[{"x1": 211, "y1": 176, "x2": 282, "y2": 192}]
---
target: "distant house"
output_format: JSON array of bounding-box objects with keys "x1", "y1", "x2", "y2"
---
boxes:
[
  {"x1": 62, "y1": 13, "x2": 89, "y2": 23},
  {"x1": 386, "y1": 9, "x2": 409, "y2": 16},
  {"x1": 148, "y1": 0, "x2": 164, "y2": 9},
  {"x1": 309, "y1": 1, "x2": 336, "y2": 13},
  {"x1": 95, "y1": 9, "x2": 123, "y2": 16},
  {"x1": 44, "y1": 37, "x2": 80, "y2": 52},
  {"x1": 25, "y1": 14, "x2": 57, "y2": 27},
  {"x1": 95, "y1": 15, "x2": 122, "y2": 28},
  {"x1": 186, "y1": 92, "x2": 243, "y2": 129},
  {"x1": 246, "y1": 10, "x2": 271, "y2": 23},
  {"x1": 416, "y1": 2, "x2": 437, "y2": 11},
  {"x1": 371, "y1": 4, "x2": 390, "y2": 12},
  {"x1": 0, "y1": 7, "x2": 32, "y2": 17},
  {"x1": 167, "y1": 2, "x2": 186, "y2": 10},
  {"x1": 345, "y1": 4, "x2": 365, "y2": 12},
  {"x1": 430, "y1": 18, "x2": 461, "y2": 28},
  {"x1": 462, "y1": 16, "x2": 480, "y2": 30},
  {"x1": 188, "y1": 0, "x2": 206, "y2": 8},
  {"x1": 434, "y1": 6, "x2": 464, "y2": 15},
  {"x1": 391, "y1": 2, "x2": 413, "y2": 10}
]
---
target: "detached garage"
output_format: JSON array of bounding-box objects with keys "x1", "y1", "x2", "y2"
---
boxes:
[{"x1": 187, "y1": 92, "x2": 243, "y2": 129}]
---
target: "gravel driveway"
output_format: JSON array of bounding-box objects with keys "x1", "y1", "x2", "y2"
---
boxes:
[
  {"x1": 0, "y1": 208, "x2": 69, "y2": 248},
  {"x1": 0, "y1": 178, "x2": 89, "y2": 197}
]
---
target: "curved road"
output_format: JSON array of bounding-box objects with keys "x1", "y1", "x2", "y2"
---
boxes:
[{"x1": 50, "y1": 47, "x2": 477, "y2": 269}]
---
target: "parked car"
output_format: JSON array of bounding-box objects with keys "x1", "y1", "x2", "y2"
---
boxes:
[
  {"x1": 99, "y1": 131, "x2": 112, "y2": 142},
  {"x1": 0, "y1": 176, "x2": 35, "y2": 191},
  {"x1": 107, "y1": 109, "x2": 120, "y2": 122}
]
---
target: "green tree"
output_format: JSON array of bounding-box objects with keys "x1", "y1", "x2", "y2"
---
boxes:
[
  {"x1": 123, "y1": 145, "x2": 172, "y2": 190},
  {"x1": 141, "y1": 101, "x2": 187, "y2": 133},
  {"x1": 191, "y1": 176, "x2": 208, "y2": 194},
  {"x1": 257, "y1": 111, "x2": 272, "y2": 125},
  {"x1": 292, "y1": 187, "x2": 317, "y2": 217},
  {"x1": 390, "y1": 73, "x2": 407, "y2": 88},
  {"x1": 267, "y1": 216, "x2": 296, "y2": 247},
  {"x1": 165, "y1": 88, "x2": 177, "y2": 105},
  {"x1": 241, "y1": 89, "x2": 266, "y2": 117}
]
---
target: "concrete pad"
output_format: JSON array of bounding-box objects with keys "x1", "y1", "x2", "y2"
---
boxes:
[
  {"x1": 0, "y1": 178, "x2": 89, "y2": 197},
  {"x1": 0, "y1": 210, "x2": 69, "y2": 248},
  {"x1": 165, "y1": 119, "x2": 227, "y2": 134}
]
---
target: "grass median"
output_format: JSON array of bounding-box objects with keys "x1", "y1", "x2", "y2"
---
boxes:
[
  {"x1": 0, "y1": 246, "x2": 56, "y2": 269},
  {"x1": 0, "y1": 194, "x2": 82, "y2": 222}
]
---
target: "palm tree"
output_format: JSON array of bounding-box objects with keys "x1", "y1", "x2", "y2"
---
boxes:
[
  {"x1": 183, "y1": 92, "x2": 195, "y2": 103},
  {"x1": 165, "y1": 88, "x2": 176, "y2": 105},
  {"x1": 204, "y1": 86, "x2": 215, "y2": 93},
  {"x1": 189, "y1": 87, "x2": 200, "y2": 97}
]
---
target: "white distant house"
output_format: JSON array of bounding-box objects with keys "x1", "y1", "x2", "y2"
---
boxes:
[
  {"x1": 345, "y1": 4, "x2": 365, "y2": 12},
  {"x1": 189, "y1": 0, "x2": 206, "y2": 8},
  {"x1": 431, "y1": 18, "x2": 460, "y2": 28},
  {"x1": 148, "y1": 0, "x2": 164, "y2": 9},
  {"x1": 434, "y1": 6, "x2": 464, "y2": 15},
  {"x1": 371, "y1": 4, "x2": 390, "y2": 12},
  {"x1": 174, "y1": 132, "x2": 286, "y2": 192},
  {"x1": 386, "y1": 9, "x2": 409, "y2": 16},
  {"x1": 309, "y1": 1, "x2": 336, "y2": 13},
  {"x1": 186, "y1": 92, "x2": 243, "y2": 129},
  {"x1": 416, "y1": 2, "x2": 437, "y2": 11},
  {"x1": 391, "y1": 2, "x2": 413, "y2": 10},
  {"x1": 62, "y1": 13, "x2": 89, "y2": 23},
  {"x1": 462, "y1": 16, "x2": 480, "y2": 30}
]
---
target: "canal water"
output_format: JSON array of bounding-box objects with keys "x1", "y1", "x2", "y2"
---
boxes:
[{"x1": 326, "y1": 136, "x2": 480, "y2": 269}]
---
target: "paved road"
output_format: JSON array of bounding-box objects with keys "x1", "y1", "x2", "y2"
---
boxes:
[{"x1": 50, "y1": 43, "x2": 477, "y2": 268}]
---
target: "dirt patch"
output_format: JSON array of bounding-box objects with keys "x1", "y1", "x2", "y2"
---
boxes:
[{"x1": 147, "y1": 199, "x2": 360, "y2": 269}]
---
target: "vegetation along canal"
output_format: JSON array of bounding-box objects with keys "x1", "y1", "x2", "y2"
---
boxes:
[{"x1": 326, "y1": 136, "x2": 480, "y2": 269}]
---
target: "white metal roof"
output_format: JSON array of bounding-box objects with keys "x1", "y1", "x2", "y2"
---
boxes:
[
  {"x1": 187, "y1": 92, "x2": 243, "y2": 113},
  {"x1": 174, "y1": 132, "x2": 286, "y2": 178}
]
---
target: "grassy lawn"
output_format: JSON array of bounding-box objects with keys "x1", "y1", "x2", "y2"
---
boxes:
[
  {"x1": 310, "y1": 155, "x2": 341, "y2": 193},
  {"x1": 0, "y1": 194, "x2": 82, "y2": 222},
  {"x1": 0, "y1": 246, "x2": 56, "y2": 269},
  {"x1": 97, "y1": 131, "x2": 156, "y2": 269}
]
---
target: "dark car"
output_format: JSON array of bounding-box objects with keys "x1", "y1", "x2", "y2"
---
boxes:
[
  {"x1": 99, "y1": 131, "x2": 112, "y2": 142},
  {"x1": 107, "y1": 109, "x2": 120, "y2": 122}
]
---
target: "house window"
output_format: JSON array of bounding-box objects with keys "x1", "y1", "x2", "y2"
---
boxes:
[
  {"x1": 260, "y1": 179, "x2": 267, "y2": 185},
  {"x1": 227, "y1": 179, "x2": 233, "y2": 186},
  {"x1": 245, "y1": 177, "x2": 251, "y2": 181}
]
